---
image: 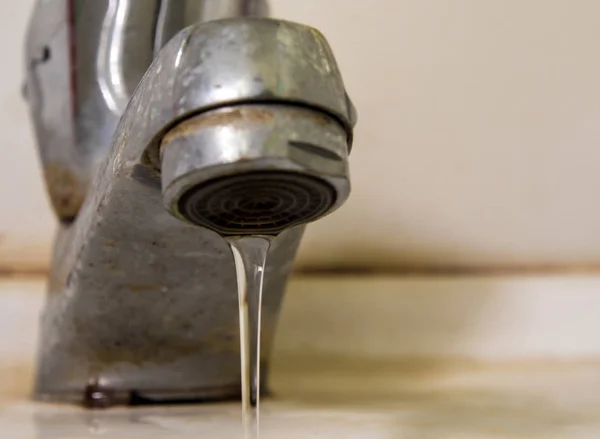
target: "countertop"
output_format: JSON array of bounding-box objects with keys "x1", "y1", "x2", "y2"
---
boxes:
[{"x1": 2, "y1": 276, "x2": 600, "y2": 438}]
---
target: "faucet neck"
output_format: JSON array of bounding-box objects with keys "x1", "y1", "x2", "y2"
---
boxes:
[{"x1": 25, "y1": 0, "x2": 269, "y2": 221}]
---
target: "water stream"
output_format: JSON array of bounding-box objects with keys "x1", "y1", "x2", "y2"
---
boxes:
[{"x1": 227, "y1": 235, "x2": 274, "y2": 439}]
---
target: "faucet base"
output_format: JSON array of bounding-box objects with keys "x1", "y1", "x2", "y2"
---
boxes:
[
  {"x1": 37, "y1": 383, "x2": 247, "y2": 408},
  {"x1": 34, "y1": 181, "x2": 303, "y2": 406}
]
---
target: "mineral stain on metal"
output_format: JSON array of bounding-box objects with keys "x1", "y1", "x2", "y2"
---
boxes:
[{"x1": 227, "y1": 235, "x2": 273, "y2": 439}]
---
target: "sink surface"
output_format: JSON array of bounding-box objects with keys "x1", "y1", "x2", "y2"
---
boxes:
[{"x1": 2, "y1": 277, "x2": 600, "y2": 438}]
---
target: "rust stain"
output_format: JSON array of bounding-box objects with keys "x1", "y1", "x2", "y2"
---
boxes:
[
  {"x1": 161, "y1": 107, "x2": 275, "y2": 151},
  {"x1": 103, "y1": 241, "x2": 116, "y2": 248},
  {"x1": 288, "y1": 109, "x2": 333, "y2": 126},
  {"x1": 43, "y1": 163, "x2": 86, "y2": 221}
]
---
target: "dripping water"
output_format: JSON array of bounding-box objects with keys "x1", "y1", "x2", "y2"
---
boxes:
[{"x1": 227, "y1": 235, "x2": 273, "y2": 439}]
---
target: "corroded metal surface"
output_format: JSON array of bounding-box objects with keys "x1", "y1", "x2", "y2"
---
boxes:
[
  {"x1": 160, "y1": 104, "x2": 351, "y2": 233},
  {"x1": 26, "y1": 9, "x2": 355, "y2": 405}
]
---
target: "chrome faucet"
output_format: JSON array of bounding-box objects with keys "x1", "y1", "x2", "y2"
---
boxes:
[{"x1": 24, "y1": 0, "x2": 355, "y2": 406}]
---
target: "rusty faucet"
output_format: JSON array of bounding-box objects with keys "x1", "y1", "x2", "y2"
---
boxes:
[{"x1": 24, "y1": 0, "x2": 355, "y2": 406}]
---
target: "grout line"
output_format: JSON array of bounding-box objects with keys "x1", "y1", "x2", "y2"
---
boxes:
[
  {"x1": 294, "y1": 264, "x2": 600, "y2": 276},
  {"x1": 8, "y1": 263, "x2": 600, "y2": 278}
]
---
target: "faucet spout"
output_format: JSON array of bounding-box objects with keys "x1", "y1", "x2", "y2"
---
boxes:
[{"x1": 25, "y1": 4, "x2": 355, "y2": 406}]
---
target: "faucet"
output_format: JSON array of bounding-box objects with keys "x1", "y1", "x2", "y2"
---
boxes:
[{"x1": 24, "y1": 0, "x2": 355, "y2": 406}]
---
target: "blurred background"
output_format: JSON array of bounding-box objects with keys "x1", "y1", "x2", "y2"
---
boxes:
[
  {"x1": 2, "y1": 2, "x2": 600, "y2": 435},
  {"x1": 5, "y1": 0, "x2": 600, "y2": 273}
]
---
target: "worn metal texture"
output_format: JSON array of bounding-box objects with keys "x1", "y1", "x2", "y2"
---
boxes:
[
  {"x1": 29, "y1": 13, "x2": 355, "y2": 404},
  {"x1": 24, "y1": 1, "x2": 275, "y2": 221},
  {"x1": 37, "y1": 180, "x2": 304, "y2": 402},
  {"x1": 25, "y1": 0, "x2": 81, "y2": 219},
  {"x1": 24, "y1": 0, "x2": 160, "y2": 220},
  {"x1": 155, "y1": 0, "x2": 269, "y2": 52},
  {"x1": 135, "y1": 18, "x2": 356, "y2": 171}
]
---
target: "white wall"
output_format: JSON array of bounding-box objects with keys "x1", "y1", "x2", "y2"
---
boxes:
[{"x1": 5, "y1": 0, "x2": 600, "y2": 271}]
